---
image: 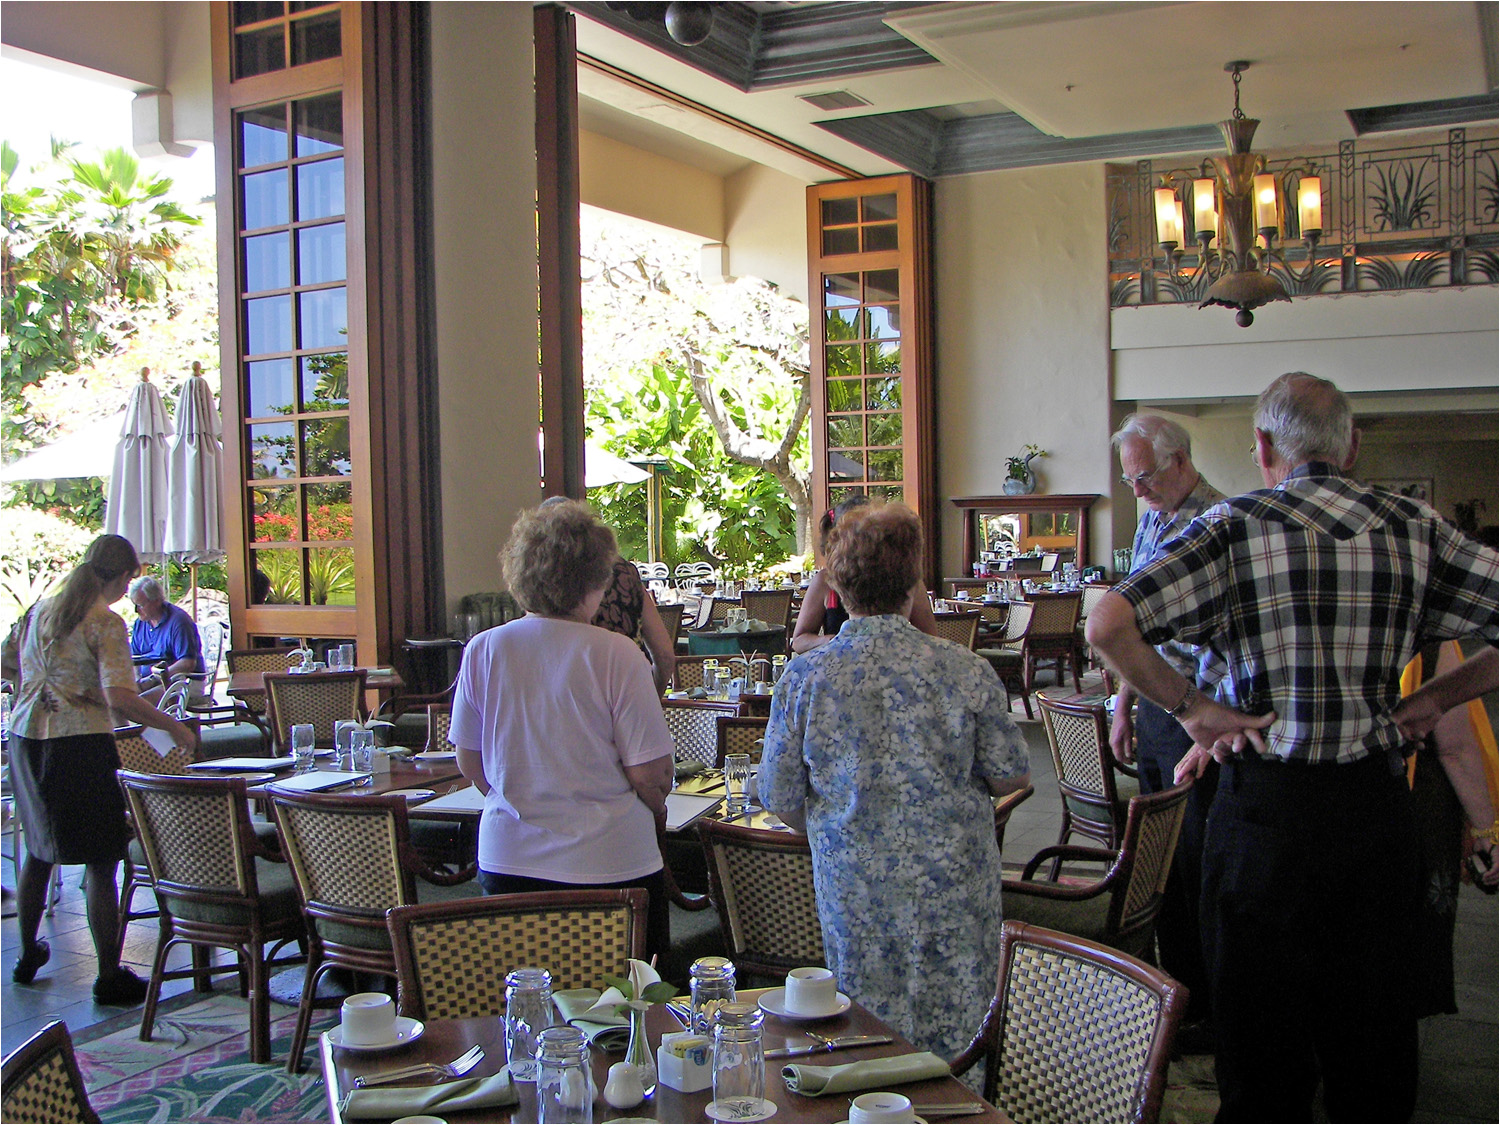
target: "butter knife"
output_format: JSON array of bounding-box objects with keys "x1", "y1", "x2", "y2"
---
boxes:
[{"x1": 765, "y1": 1034, "x2": 892, "y2": 1059}]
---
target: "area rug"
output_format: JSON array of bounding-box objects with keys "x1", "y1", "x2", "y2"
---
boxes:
[{"x1": 73, "y1": 990, "x2": 336, "y2": 1124}]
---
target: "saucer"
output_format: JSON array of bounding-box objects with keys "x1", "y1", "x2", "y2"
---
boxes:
[
  {"x1": 384, "y1": 789, "x2": 435, "y2": 803},
  {"x1": 758, "y1": 988, "x2": 851, "y2": 1022},
  {"x1": 705, "y1": 1097, "x2": 777, "y2": 1122},
  {"x1": 414, "y1": 750, "x2": 456, "y2": 761},
  {"x1": 327, "y1": 1016, "x2": 425, "y2": 1051},
  {"x1": 835, "y1": 1117, "x2": 927, "y2": 1124}
]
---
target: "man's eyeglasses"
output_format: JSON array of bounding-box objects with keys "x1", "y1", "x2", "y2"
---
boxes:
[{"x1": 1120, "y1": 465, "x2": 1164, "y2": 489}]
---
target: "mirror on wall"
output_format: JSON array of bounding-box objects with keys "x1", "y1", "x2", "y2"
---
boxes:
[{"x1": 951, "y1": 494, "x2": 1100, "y2": 580}]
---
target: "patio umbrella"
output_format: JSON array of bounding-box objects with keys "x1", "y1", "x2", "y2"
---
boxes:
[
  {"x1": 163, "y1": 363, "x2": 225, "y2": 615},
  {"x1": 584, "y1": 441, "x2": 651, "y2": 487},
  {"x1": 0, "y1": 412, "x2": 123, "y2": 482},
  {"x1": 104, "y1": 367, "x2": 173, "y2": 564}
]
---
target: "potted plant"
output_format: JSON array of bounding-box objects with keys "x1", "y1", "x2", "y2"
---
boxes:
[{"x1": 1005, "y1": 445, "x2": 1046, "y2": 495}]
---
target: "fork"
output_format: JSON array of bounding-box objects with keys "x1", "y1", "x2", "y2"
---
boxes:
[{"x1": 352, "y1": 1043, "x2": 484, "y2": 1087}]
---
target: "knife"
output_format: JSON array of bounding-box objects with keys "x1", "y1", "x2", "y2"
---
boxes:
[{"x1": 765, "y1": 1034, "x2": 892, "y2": 1059}]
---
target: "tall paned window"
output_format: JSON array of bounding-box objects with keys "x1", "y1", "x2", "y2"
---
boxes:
[{"x1": 806, "y1": 175, "x2": 936, "y2": 579}]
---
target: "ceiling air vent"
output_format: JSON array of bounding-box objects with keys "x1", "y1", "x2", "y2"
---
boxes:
[{"x1": 798, "y1": 90, "x2": 871, "y2": 112}]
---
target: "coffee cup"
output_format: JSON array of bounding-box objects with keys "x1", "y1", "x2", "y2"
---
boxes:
[
  {"x1": 783, "y1": 966, "x2": 838, "y2": 1016},
  {"x1": 340, "y1": 992, "x2": 396, "y2": 1046},
  {"x1": 849, "y1": 1091, "x2": 915, "y2": 1123}
]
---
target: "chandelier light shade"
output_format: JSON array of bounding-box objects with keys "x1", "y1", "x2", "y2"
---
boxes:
[{"x1": 1151, "y1": 62, "x2": 1326, "y2": 327}]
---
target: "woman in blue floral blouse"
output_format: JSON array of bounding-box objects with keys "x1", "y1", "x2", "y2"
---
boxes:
[{"x1": 761, "y1": 502, "x2": 1030, "y2": 1062}]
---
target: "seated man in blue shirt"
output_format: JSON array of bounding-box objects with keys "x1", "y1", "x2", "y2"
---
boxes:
[{"x1": 128, "y1": 576, "x2": 203, "y2": 688}]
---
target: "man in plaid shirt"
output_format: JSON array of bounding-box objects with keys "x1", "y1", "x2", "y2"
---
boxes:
[{"x1": 1088, "y1": 372, "x2": 1498, "y2": 1121}]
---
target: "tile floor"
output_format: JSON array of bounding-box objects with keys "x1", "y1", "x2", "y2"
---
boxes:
[{"x1": 2, "y1": 670, "x2": 1495, "y2": 1121}]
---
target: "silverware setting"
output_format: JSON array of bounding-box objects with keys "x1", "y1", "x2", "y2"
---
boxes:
[
  {"x1": 911, "y1": 1104, "x2": 987, "y2": 1117},
  {"x1": 352, "y1": 1043, "x2": 484, "y2": 1087},
  {"x1": 765, "y1": 1033, "x2": 892, "y2": 1059}
]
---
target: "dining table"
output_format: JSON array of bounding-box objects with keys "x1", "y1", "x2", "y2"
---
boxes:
[
  {"x1": 319, "y1": 987, "x2": 1010, "y2": 1123},
  {"x1": 225, "y1": 665, "x2": 407, "y2": 711}
]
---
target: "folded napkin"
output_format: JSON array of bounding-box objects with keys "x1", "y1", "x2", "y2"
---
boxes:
[
  {"x1": 781, "y1": 1051, "x2": 951, "y2": 1096},
  {"x1": 340, "y1": 1069, "x2": 517, "y2": 1121},
  {"x1": 552, "y1": 988, "x2": 630, "y2": 1051}
]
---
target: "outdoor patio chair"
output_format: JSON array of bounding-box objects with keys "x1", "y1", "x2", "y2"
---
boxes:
[
  {"x1": 1039, "y1": 692, "x2": 1140, "y2": 857},
  {"x1": 662, "y1": 698, "x2": 745, "y2": 768},
  {"x1": 949, "y1": 921, "x2": 1187, "y2": 1122},
  {"x1": 2, "y1": 1020, "x2": 100, "y2": 1125},
  {"x1": 698, "y1": 818, "x2": 825, "y2": 984},
  {"x1": 162, "y1": 675, "x2": 269, "y2": 758},
  {"x1": 262, "y1": 668, "x2": 366, "y2": 753},
  {"x1": 386, "y1": 888, "x2": 648, "y2": 1020},
  {"x1": 636, "y1": 561, "x2": 672, "y2": 592},
  {"x1": 270, "y1": 789, "x2": 480, "y2": 1072},
  {"x1": 674, "y1": 561, "x2": 716, "y2": 590},
  {"x1": 931, "y1": 610, "x2": 983, "y2": 649},
  {"x1": 715, "y1": 714, "x2": 768, "y2": 768},
  {"x1": 118, "y1": 770, "x2": 305, "y2": 1066}
]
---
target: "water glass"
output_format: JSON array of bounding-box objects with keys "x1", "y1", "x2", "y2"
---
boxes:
[
  {"x1": 505, "y1": 967, "x2": 554, "y2": 1083},
  {"x1": 334, "y1": 719, "x2": 359, "y2": 770},
  {"x1": 724, "y1": 753, "x2": 753, "y2": 819},
  {"x1": 689, "y1": 956, "x2": 737, "y2": 1036},
  {"x1": 339, "y1": 642, "x2": 355, "y2": 669},
  {"x1": 536, "y1": 1026, "x2": 593, "y2": 1123},
  {"x1": 291, "y1": 724, "x2": 316, "y2": 773},
  {"x1": 350, "y1": 727, "x2": 374, "y2": 780},
  {"x1": 711, "y1": 1003, "x2": 766, "y2": 1118}
]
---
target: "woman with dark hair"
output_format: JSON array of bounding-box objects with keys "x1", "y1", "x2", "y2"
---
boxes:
[
  {"x1": 450, "y1": 501, "x2": 675, "y2": 957},
  {"x1": 8, "y1": 534, "x2": 198, "y2": 1003},
  {"x1": 790, "y1": 495, "x2": 940, "y2": 653},
  {"x1": 761, "y1": 503, "x2": 1029, "y2": 1061}
]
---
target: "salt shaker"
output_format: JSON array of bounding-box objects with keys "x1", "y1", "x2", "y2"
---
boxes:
[
  {"x1": 689, "y1": 956, "x2": 737, "y2": 1036},
  {"x1": 504, "y1": 967, "x2": 554, "y2": 1082},
  {"x1": 711, "y1": 1003, "x2": 766, "y2": 1119},
  {"x1": 536, "y1": 1025, "x2": 594, "y2": 1124}
]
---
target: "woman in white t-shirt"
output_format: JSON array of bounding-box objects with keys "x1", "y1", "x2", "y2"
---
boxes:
[{"x1": 450, "y1": 501, "x2": 675, "y2": 957}]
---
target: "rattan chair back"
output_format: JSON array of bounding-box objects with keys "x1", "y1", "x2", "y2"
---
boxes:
[
  {"x1": 263, "y1": 668, "x2": 366, "y2": 752},
  {"x1": 698, "y1": 818, "x2": 825, "y2": 979},
  {"x1": 952, "y1": 921, "x2": 1187, "y2": 1123},
  {"x1": 663, "y1": 698, "x2": 744, "y2": 767},
  {"x1": 672, "y1": 655, "x2": 710, "y2": 691},
  {"x1": 428, "y1": 704, "x2": 453, "y2": 753},
  {"x1": 1114, "y1": 787, "x2": 1191, "y2": 945},
  {"x1": 120, "y1": 770, "x2": 260, "y2": 899},
  {"x1": 716, "y1": 715, "x2": 769, "y2": 768},
  {"x1": 931, "y1": 610, "x2": 982, "y2": 649},
  {"x1": 1039, "y1": 694, "x2": 1128, "y2": 848},
  {"x1": 704, "y1": 597, "x2": 738, "y2": 629},
  {"x1": 271, "y1": 790, "x2": 414, "y2": 918},
  {"x1": 656, "y1": 601, "x2": 686, "y2": 642},
  {"x1": 225, "y1": 647, "x2": 299, "y2": 674},
  {"x1": 740, "y1": 589, "x2": 793, "y2": 633},
  {"x1": 1, "y1": 1021, "x2": 100, "y2": 1125},
  {"x1": 113, "y1": 720, "x2": 200, "y2": 775},
  {"x1": 387, "y1": 889, "x2": 648, "y2": 1020},
  {"x1": 1079, "y1": 583, "x2": 1112, "y2": 621}
]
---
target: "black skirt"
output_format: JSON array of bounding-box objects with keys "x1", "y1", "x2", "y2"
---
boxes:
[{"x1": 9, "y1": 732, "x2": 131, "y2": 865}]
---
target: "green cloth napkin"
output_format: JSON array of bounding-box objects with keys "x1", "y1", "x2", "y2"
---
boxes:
[
  {"x1": 340, "y1": 1069, "x2": 518, "y2": 1121},
  {"x1": 552, "y1": 988, "x2": 630, "y2": 1051},
  {"x1": 781, "y1": 1051, "x2": 951, "y2": 1096}
]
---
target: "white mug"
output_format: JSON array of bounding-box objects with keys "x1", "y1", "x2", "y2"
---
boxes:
[
  {"x1": 849, "y1": 1091, "x2": 915, "y2": 1123},
  {"x1": 783, "y1": 966, "x2": 838, "y2": 1016},
  {"x1": 340, "y1": 992, "x2": 396, "y2": 1046}
]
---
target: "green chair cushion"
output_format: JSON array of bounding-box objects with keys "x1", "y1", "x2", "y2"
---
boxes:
[
  {"x1": 1003, "y1": 885, "x2": 1111, "y2": 943},
  {"x1": 199, "y1": 723, "x2": 268, "y2": 757},
  {"x1": 389, "y1": 712, "x2": 430, "y2": 749},
  {"x1": 1063, "y1": 772, "x2": 1140, "y2": 824},
  {"x1": 164, "y1": 856, "x2": 302, "y2": 927},
  {"x1": 316, "y1": 878, "x2": 481, "y2": 951}
]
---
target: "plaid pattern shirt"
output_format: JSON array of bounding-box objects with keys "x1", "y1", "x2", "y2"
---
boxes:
[
  {"x1": 1117, "y1": 463, "x2": 1498, "y2": 764},
  {"x1": 1129, "y1": 473, "x2": 1226, "y2": 683}
]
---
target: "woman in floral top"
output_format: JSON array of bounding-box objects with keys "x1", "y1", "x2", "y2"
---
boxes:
[
  {"x1": 8, "y1": 535, "x2": 197, "y2": 1004},
  {"x1": 761, "y1": 503, "x2": 1030, "y2": 1062}
]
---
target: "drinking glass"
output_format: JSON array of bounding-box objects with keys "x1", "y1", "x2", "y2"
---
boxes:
[
  {"x1": 724, "y1": 753, "x2": 753, "y2": 819},
  {"x1": 339, "y1": 642, "x2": 355, "y2": 670},
  {"x1": 291, "y1": 724, "x2": 316, "y2": 773},
  {"x1": 689, "y1": 956, "x2": 737, "y2": 1036},
  {"x1": 350, "y1": 728, "x2": 374, "y2": 781},
  {"x1": 536, "y1": 1026, "x2": 593, "y2": 1123},
  {"x1": 505, "y1": 967, "x2": 554, "y2": 1083},
  {"x1": 703, "y1": 660, "x2": 722, "y2": 697},
  {"x1": 711, "y1": 1003, "x2": 765, "y2": 1119},
  {"x1": 334, "y1": 719, "x2": 359, "y2": 770}
]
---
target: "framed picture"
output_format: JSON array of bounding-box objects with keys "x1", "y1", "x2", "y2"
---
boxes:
[{"x1": 1370, "y1": 477, "x2": 1433, "y2": 504}]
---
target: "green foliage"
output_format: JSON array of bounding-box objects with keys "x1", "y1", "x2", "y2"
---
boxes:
[{"x1": 0, "y1": 504, "x2": 95, "y2": 631}]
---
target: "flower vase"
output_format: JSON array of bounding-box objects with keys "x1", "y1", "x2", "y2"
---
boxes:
[
  {"x1": 624, "y1": 1005, "x2": 656, "y2": 1095},
  {"x1": 1003, "y1": 471, "x2": 1036, "y2": 496}
]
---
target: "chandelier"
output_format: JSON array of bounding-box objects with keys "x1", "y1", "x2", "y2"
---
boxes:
[{"x1": 1153, "y1": 62, "x2": 1324, "y2": 327}]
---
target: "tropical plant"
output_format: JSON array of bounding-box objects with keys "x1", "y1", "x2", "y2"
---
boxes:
[
  {"x1": 0, "y1": 504, "x2": 95, "y2": 631},
  {"x1": 1006, "y1": 444, "x2": 1046, "y2": 482}
]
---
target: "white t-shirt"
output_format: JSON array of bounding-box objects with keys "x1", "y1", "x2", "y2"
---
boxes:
[{"x1": 449, "y1": 615, "x2": 673, "y2": 882}]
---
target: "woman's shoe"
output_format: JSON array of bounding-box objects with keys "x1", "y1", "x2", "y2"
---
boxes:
[
  {"x1": 11, "y1": 940, "x2": 50, "y2": 984},
  {"x1": 93, "y1": 966, "x2": 150, "y2": 1006}
]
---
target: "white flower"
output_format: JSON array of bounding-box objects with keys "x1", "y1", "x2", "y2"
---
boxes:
[{"x1": 583, "y1": 958, "x2": 663, "y2": 1016}]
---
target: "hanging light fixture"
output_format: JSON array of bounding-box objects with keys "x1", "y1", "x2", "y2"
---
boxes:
[{"x1": 1153, "y1": 62, "x2": 1325, "y2": 327}]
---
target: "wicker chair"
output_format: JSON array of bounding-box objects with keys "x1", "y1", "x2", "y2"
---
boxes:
[
  {"x1": 263, "y1": 669, "x2": 367, "y2": 753},
  {"x1": 700, "y1": 597, "x2": 739, "y2": 630},
  {"x1": 992, "y1": 784, "x2": 1034, "y2": 854},
  {"x1": 1, "y1": 1021, "x2": 99, "y2": 1125},
  {"x1": 672, "y1": 655, "x2": 712, "y2": 691},
  {"x1": 1023, "y1": 592, "x2": 1083, "y2": 692},
  {"x1": 427, "y1": 703, "x2": 453, "y2": 753},
  {"x1": 655, "y1": 602, "x2": 686, "y2": 647},
  {"x1": 949, "y1": 921, "x2": 1187, "y2": 1123},
  {"x1": 117, "y1": 770, "x2": 306, "y2": 1065},
  {"x1": 386, "y1": 888, "x2": 648, "y2": 1020},
  {"x1": 716, "y1": 715, "x2": 768, "y2": 769},
  {"x1": 740, "y1": 589, "x2": 794, "y2": 636},
  {"x1": 270, "y1": 789, "x2": 480, "y2": 1072},
  {"x1": 662, "y1": 698, "x2": 745, "y2": 767},
  {"x1": 1039, "y1": 693, "x2": 1140, "y2": 854},
  {"x1": 1075, "y1": 583, "x2": 1115, "y2": 681},
  {"x1": 697, "y1": 818, "x2": 825, "y2": 983},
  {"x1": 1002, "y1": 784, "x2": 1192, "y2": 960},
  {"x1": 223, "y1": 647, "x2": 299, "y2": 713},
  {"x1": 978, "y1": 601, "x2": 1036, "y2": 719},
  {"x1": 931, "y1": 610, "x2": 983, "y2": 650}
]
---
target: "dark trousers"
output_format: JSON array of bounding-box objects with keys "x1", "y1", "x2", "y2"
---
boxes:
[
  {"x1": 478, "y1": 868, "x2": 670, "y2": 966},
  {"x1": 1203, "y1": 752, "x2": 1419, "y2": 1122},
  {"x1": 1134, "y1": 698, "x2": 1217, "y2": 1019}
]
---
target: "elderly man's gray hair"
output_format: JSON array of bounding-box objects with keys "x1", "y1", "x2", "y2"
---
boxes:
[
  {"x1": 1254, "y1": 372, "x2": 1354, "y2": 466},
  {"x1": 127, "y1": 575, "x2": 165, "y2": 603},
  {"x1": 1111, "y1": 413, "x2": 1192, "y2": 464}
]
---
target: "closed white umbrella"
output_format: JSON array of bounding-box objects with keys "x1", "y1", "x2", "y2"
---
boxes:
[
  {"x1": 163, "y1": 363, "x2": 225, "y2": 564},
  {"x1": 104, "y1": 367, "x2": 173, "y2": 564}
]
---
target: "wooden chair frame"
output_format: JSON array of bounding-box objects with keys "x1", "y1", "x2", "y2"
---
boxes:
[
  {"x1": 1039, "y1": 693, "x2": 1140, "y2": 854},
  {"x1": 715, "y1": 715, "x2": 769, "y2": 769},
  {"x1": 262, "y1": 668, "x2": 367, "y2": 753},
  {"x1": 931, "y1": 610, "x2": 983, "y2": 649},
  {"x1": 2, "y1": 1020, "x2": 100, "y2": 1125},
  {"x1": 979, "y1": 601, "x2": 1035, "y2": 719}
]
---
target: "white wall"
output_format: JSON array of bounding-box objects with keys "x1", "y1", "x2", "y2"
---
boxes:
[
  {"x1": 934, "y1": 165, "x2": 1115, "y2": 574},
  {"x1": 430, "y1": 2, "x2": 541, "y2": 611},
  {"x1": 724, "y1": 163, "x2": 810, "y2": 301},
  {"x1": 580, "y1": 129, "x2": 724, "y2": 243}
]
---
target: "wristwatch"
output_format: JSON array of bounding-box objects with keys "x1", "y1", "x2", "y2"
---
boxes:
[{"x1": 1166, "y1": 684, "x2": 1197, "y2": 719}]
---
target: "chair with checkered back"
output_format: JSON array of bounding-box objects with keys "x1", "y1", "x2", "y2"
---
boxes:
[
  {"x1": 263, "y1": 668, "x2": 366, "y2": 753},
  {"x1": 222, "y1": 646, "x2": 299, "y2": 714},
  {"x1": 655, "y1": 601, "x2": 685, "y2": 645},
  {"x1": 702, "y1": 597, "x2": 739, "y2": 629},
  {"x1": 270, "y1": 789, "x2": 479, "y2": 1072},
  {"x1": 949, "y1": 921, "x2": 1187, "y2": 1123},
  {"x1": 1039, "y1": 693, "x2": 1139, "y2": 855},
  {"x1": 697, "y1": 818, "x2": 825, "y2": 984},
  {"x1": 1024, "y1": 592, "x2": 1084, "y2": 692},
  {"x1": 1002, "y1": 784, "x2": 1192, "y2": 961},
  {"x1": 662, "y1": 698, "x2": 744, "y2": 768},
  {"x1": 931, "y1": 610, "x2": 983, "y2": 650},
  {"x1": 977, "y1": 601, "x2": 1036, "y2": 719},
  {"x1": 740, "y1": 589, "x2": 794, "y2": 635},
  {"x1": 386, "y1": 888, "x2": 648, "y2": 1021},
  {"x1": 672, "y1": 655, "x2": 711, "y2": 691},
  {"x1": 715, "y1": 715, "x2": 768, "y2": 768},
  {"x1": 2, "y1": 1021, "x2": 99, "y2": 1125},
  {"x1": 117, "y1": 770, "x2": 305, "y2": 1065},
  {"x1": 427, "y1": 703, "x2": 453, "y2": 753}
]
